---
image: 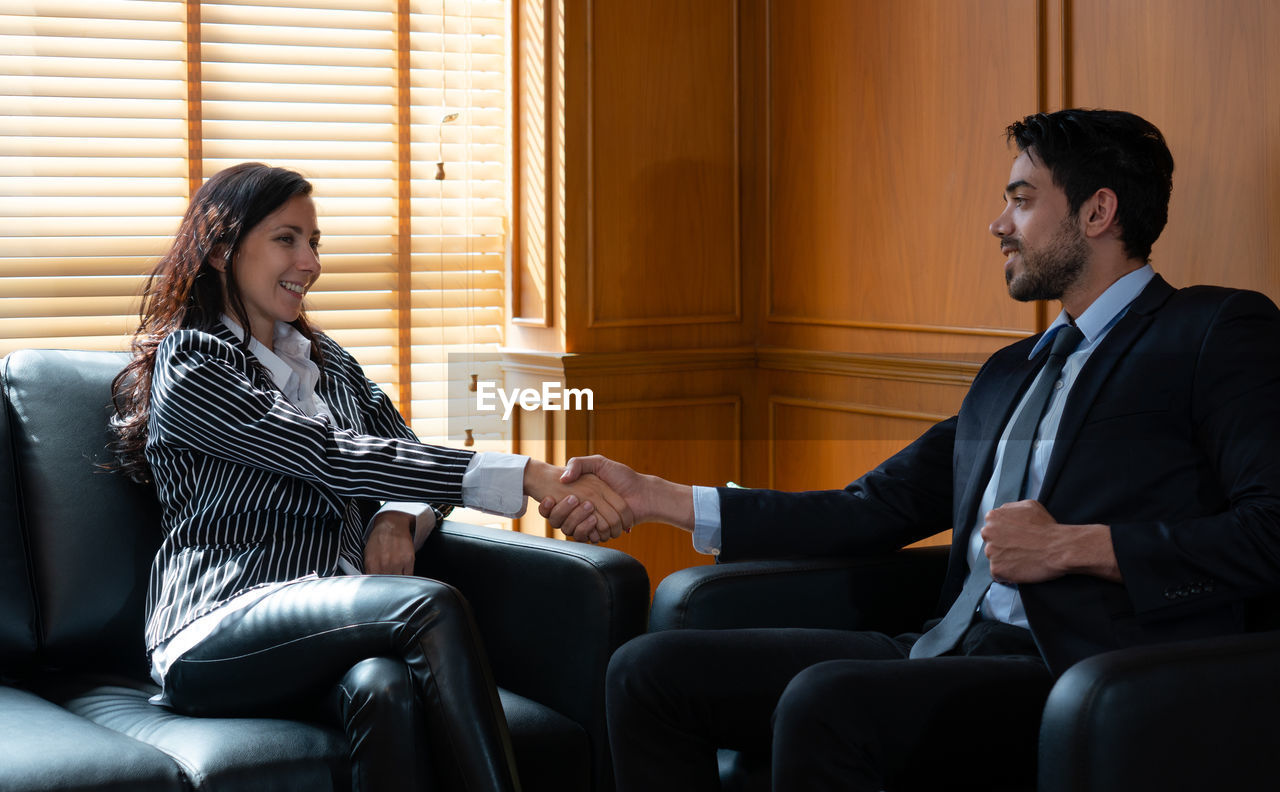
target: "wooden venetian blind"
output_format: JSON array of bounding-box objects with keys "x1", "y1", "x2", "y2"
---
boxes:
[
  {"x1": 0, "y1": 1, "x2": 189, "y2": 353},
  {"x1": 0, "y1": 0, "x2": 508, "y2": 451}
]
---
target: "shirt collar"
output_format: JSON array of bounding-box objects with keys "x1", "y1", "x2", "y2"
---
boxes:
[
  {"x1": 219, "y1": 314, "x2": 307, "y2": 386},
  {"x1": 1029, "y1": 264, "x2": 1155, "y2": 358},
  {"x1": 271, "y1": 319, "x2": 315, "y2": 365}
]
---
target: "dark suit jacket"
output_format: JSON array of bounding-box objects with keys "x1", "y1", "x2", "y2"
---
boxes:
[{"x1": 718, "y1": 275, "x2": 1280, "y2": 674}]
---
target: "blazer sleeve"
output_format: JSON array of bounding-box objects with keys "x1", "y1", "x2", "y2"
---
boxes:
[
  {"x1": 718, "y1": 415, "x2": 957, "y2": 561},
  {"x1": 320, "y1": 336, "x2": 419, "y2": 443},
  {"x1": 150, "y1": 329, "x2": 475, "y2": 505},
  {"x1": 319, "y1": 336, "x2": 458, "y2": 524},
  {"x1": 1111, "y1": 289, "x2": 1280, "y2": 615}
]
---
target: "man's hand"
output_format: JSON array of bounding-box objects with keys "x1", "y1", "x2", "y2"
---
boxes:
[
  {"x1": 539, "y1": 455, "x2": 643, "y2": 543},
  {"x1": 539, "y1": 455, "x2": 694, "y2": 544},
  {"x1": 981, "y1": 500, "x2": 1120, "y2": 584},
  {"x1": 364, "y1": 511, "x2": 416, "y2": 575},
  {"x1": 523, "y1": 459, "x2": 635, "y2": 542}
]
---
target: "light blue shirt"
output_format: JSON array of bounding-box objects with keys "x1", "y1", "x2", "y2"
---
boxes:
[{"x1": 691, "y1": 265, "x2": 1156, "y2": 626}]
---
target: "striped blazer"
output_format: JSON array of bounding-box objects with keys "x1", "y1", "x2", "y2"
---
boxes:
[{"x1": 144, "y1": 323, "x2": 474, "y2": 652}]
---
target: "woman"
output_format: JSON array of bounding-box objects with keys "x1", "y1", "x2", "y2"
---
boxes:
[{"x1": 111, "y1": 162, "x2": 628, "y2": 791}]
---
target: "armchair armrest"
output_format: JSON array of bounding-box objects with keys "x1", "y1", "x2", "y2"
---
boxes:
[
  {"x1": 1038, "y1": 629, "x2": 1280, "y2": 792},
  {"x1": 649, "y1": 546, "x2": 949, "y2": 635},
  {"x1": 415, "y1": 520, "x2": 649, "y2": 740}
]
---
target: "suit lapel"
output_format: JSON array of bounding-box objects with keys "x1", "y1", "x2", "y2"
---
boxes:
[
  {"x1": 209, "y1": 321, "x2": 272, "y2": 390},
  {"x1": 1038, "y1": 274, "x2": 1177, "y2": 502},
  {"x1": 210, "y1": 320, "x2": 246, "y2": 347}
]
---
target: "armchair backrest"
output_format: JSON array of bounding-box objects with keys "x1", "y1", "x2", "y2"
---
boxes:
[
  {"x1": 1, "y1": 350, "x2": 161, "y2": 679},
  {"x1": 0, "y1": 365, "x2": 37, "y2": 677}
]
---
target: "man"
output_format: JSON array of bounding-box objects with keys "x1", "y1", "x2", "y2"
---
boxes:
[{"x1": 542, "y1": 109, "x2": 1280, "y2": 790}]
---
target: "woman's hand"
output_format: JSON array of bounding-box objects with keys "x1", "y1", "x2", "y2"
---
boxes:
[{"x1": 363, "y1": 511, "x2": 416, "y2": 575}]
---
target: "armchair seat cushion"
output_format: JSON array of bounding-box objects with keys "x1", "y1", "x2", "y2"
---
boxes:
[
  {"x1": 0, "y1": 687, "x2": 186, "y2": 792},
  {"x1": 35, "y1": 674, "x2": 592, "y2": 792},
  {"x1": 40, "y1": 676, "x2": 348, "y2": 792}
]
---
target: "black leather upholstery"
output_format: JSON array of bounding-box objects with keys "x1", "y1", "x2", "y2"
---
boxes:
[
  {"x1": 41, "y1": 675, "x2": 349, "y2": 792},
  {"x1": 0, "y1": 348, "x2": 650, "y2": 791},
  {"x1": 0, "y1": 372, "x2": 36, "y2": 675},
  {"x1": 649, "y1": 548, "x2": 1280, "y2": 791},
  {"x1": 1038, "y1": 629, "x2": 1280, "y2": 792},
  {"x1": 649, "y1": 549, "x2": 950, "y2": 634},
  {"x1": 0, "y1": 686, "x2": 185, "y2": 792},
  {"x1": 4, "y1": 350, "x2": 157, "y2": 677},
  {"x1": 499, "y1": 687, "x2": 592, "y2": 792}
]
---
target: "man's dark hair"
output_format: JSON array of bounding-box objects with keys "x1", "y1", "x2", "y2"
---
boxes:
[{"x1": 1006, "y1": 109, "x2": 1174, "y2": 262}]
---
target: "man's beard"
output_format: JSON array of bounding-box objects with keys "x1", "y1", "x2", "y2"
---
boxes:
[{"x1": 1004, "y1": 216, "x2": 1088, "y2": 302}]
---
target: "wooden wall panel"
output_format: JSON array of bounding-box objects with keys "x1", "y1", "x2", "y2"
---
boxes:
[
  {"x1": 586, "y1": 397, "x2": 742, "y2": 592},
  {"x1": 586, "y1": 0, "x2": 740, "y2": 327},
  {"x1": 525, "y1": 0, "x2": 1280, "y2": 584},
  {"x1": 767, "y1": 396, "x2": 953, "y2": 548},
  {"x1": 769, "y1": 399, "x2": 943, "y2": 491},
  {"x1": 766, "y1": 0, "x2": 1041, "y2": 349},
  {"x1": 1070, "y1": 0, "x2": 1280, "y2": 301}
]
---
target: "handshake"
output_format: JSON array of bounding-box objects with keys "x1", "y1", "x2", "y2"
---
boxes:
[{"x1": 524, "y1": 455, "x2": 695, "y2": 543}]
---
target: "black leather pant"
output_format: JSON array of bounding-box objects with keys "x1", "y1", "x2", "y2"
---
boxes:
[{"x1": 164, "y1": 575, "x2": 520, "y2": 792}]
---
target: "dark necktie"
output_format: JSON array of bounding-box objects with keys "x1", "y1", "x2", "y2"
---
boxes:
[{"x1": 910, "y1": 325, "x2": 1085, "y2": 659}]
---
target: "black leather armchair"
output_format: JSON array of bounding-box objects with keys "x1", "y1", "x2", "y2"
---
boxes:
[
  {"x1": 650, "y1": 549, "x2": 1279, "y2": 791},
  {"x1": 0, "y1": 349, "x2": 649, "y2": 792}
]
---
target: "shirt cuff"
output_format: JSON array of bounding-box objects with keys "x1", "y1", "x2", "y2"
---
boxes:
[
  {"x1": 691, "y1": 485, "x2": 722, "y2": 556},
  {"x1": 367, "y1": 501, "x2": 438, "y2": 551},
  {"x1": 461, "y1": 452, "x2": 530, "y2": 518}
]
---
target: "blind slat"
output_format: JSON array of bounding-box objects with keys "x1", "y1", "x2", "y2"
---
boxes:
[
  {"x1": 7, "y1": 1, "x2": 185, "y2": 23},
  {"x1": 0, "y1": 54, "x2": 186, "y2": 80},
  {"x1": 0, "y1": 16, "x2": 186, "y2": 42}
]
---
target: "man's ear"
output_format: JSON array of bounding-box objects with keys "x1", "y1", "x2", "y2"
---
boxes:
[{"x1": 1081, "y1": 188, "x2": 1120, "y2": 240}]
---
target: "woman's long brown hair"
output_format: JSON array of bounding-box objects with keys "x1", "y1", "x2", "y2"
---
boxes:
[{"x1": 111, "y1": 163, "x2": 325, "y2": 483}]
